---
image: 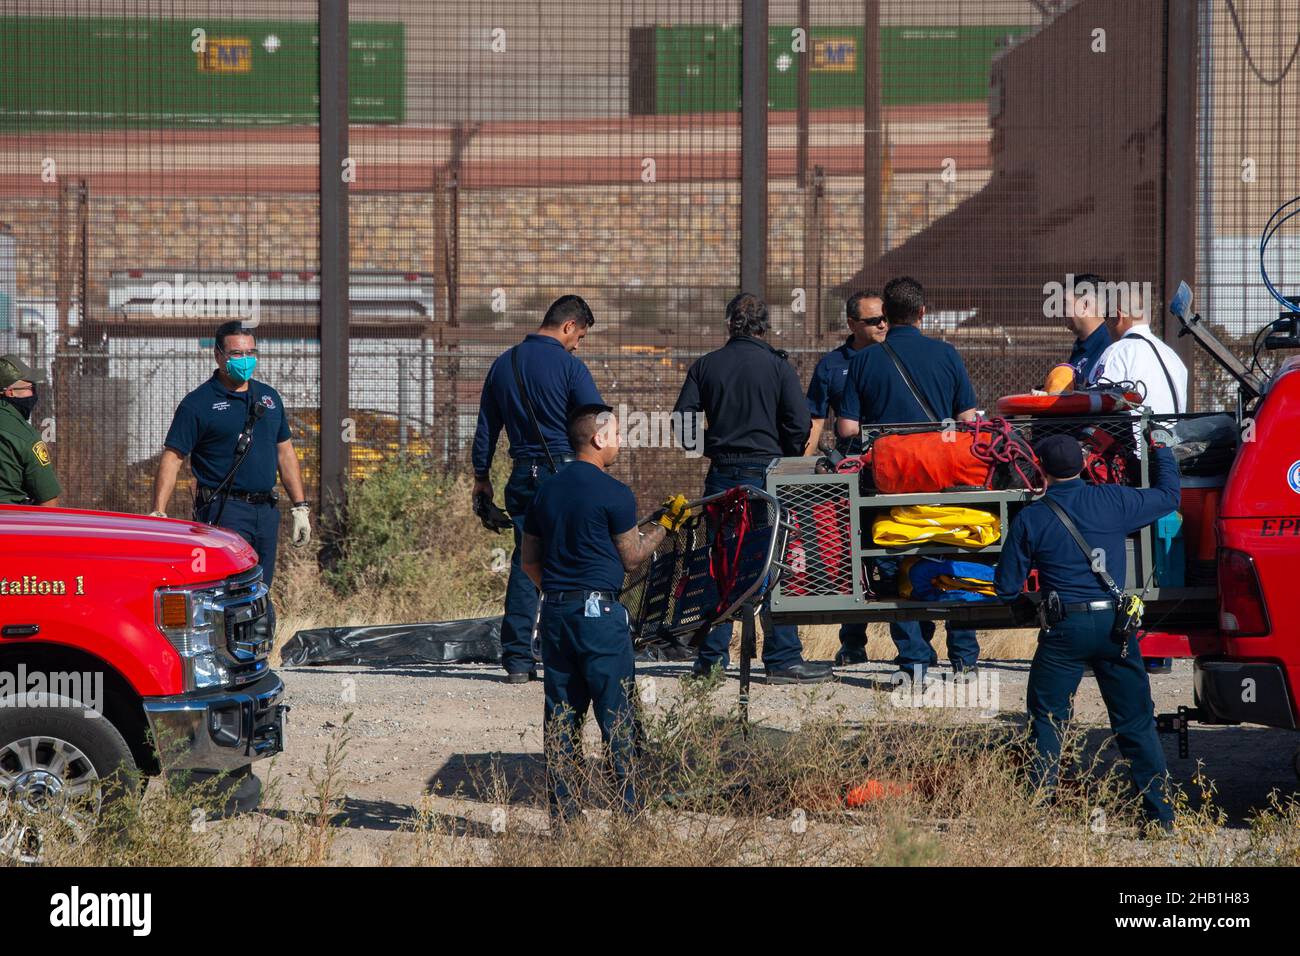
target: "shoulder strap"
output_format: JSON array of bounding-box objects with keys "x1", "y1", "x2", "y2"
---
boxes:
[
  {"x1": 879, "y1": 340, "x2": 940, "y2": 422},
  {"x1": 200, "y1": 382, "x2": 267, "y2": 524},
  {"x1": 1122, "y1": 333, "x2": 1182, "y2": 412},
  {"x1": 510, "y1": 345, "x2": 558, "y2": 473},
  {"x1": 241, "y1": 380, "x2": 262, "y2": 429},
  {"x1": 1042, "y1": 497, "x2": 1126, "y2": 600}
]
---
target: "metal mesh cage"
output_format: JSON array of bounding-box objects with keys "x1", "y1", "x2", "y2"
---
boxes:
[{"x1": 773, "y1": 476, "x2": 855, "y2": 598}]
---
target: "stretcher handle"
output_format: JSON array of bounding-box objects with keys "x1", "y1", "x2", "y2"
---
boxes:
[{"x1": 633, "y1": 484, "x2": 781, "y2": 529}]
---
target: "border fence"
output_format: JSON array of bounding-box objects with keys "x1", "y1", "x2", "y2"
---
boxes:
[{"x1": 1, "y1": 0, "x2": 1298, "y2": 514}]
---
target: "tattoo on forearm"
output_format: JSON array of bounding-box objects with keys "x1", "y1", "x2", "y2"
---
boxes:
[{"x1": 615, "y1": 525, "x2": 667, "y2": 570}]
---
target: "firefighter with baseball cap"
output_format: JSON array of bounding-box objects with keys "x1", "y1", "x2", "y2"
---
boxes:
[
  {"x1": 0, "y1": 354, "x2": 60, "y2": 506},
  {"x1": 994, "y1": 433, "x2": 1179, "y2": 831}
]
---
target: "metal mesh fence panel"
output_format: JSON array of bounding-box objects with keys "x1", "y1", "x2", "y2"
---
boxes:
[
  {"x1": 0, "y1": 1, "x2": 323, "y2": 513},
  {"x1": 347, "y1": 0, "x2": 743, "y2": 509},
  {"x1": 1195, "y1": 0, "x2": 1300, "y2": 410},
  {"x1": 771, "y1": 472, "x2": 854, "y2": 597},
  {"x1": 0, "y1": 0, "x2": 1290, "y2": 519}
]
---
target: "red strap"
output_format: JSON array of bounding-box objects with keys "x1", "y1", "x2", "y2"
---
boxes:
[{"x1": 706, "y1": 488, "x2": 752, "y2": 614}]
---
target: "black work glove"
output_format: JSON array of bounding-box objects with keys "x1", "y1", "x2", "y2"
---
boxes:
[
  {"x1": 1009, "y1": 592, "x2": 1041, "y2": 627},
  {"x1": 473, "y1": 493, "x2": 513, "y2": 533}
]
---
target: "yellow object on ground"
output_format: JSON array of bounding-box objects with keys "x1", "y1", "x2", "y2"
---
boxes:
[{"x1": 872, "y1": 505, "x2": 1001, "y2": 548}]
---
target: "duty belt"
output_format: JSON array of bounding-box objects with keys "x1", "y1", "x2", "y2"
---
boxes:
[
  {"x1": 1064, "y1": 600, "x2": 1116, "y2": 614},
  {"x1": 197, "y1": 487, "x2": 280, "y2": 506},
  {"x1": 518, "y1": 453, "x2": 575, "y2": 481},
  {"x1": 543, "y1": 589, "x2": 618, "y2": 603}
]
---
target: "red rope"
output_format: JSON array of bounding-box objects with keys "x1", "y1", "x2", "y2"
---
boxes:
[
  {"x1": 970, "y1": 417, "x2": 1046, "y2": 493},
  {"x1": 707, "y1": 488, "x2": 752, "y2": 614}
]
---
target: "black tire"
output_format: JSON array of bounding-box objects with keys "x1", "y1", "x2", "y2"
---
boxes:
[{"x1": 0, "y1": 704, "x2": 139, "y2": 862}]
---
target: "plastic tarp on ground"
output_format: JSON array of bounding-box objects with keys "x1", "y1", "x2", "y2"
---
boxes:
[{"x1": 280, "y1": 617, "x2": 502, "y2": 667}]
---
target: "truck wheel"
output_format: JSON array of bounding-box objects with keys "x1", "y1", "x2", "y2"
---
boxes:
[
  {"x1": 0, "y1": 707, "x2": 138, "y2": 864},
  {"x1": 1294, "y1": 749, "x2": 1300, "y2": 784}
]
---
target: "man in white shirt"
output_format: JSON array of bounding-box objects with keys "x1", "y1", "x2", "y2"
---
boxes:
[{"x1": 1087, "y1": 310, "x2": 1188, "y2": 415}]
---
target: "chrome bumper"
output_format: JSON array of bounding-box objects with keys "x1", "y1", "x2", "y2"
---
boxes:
[{"x1": 142, "y1": 671, "x2": 288, "y2": 772}]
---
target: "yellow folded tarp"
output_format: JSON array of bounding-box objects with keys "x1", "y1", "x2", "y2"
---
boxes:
[
  {"x1": 871, "y1": 505, "x2": 1001, "y2": 549},
  {"x1": 935, "y1": 574, "x2": 998, "y2": 596}
]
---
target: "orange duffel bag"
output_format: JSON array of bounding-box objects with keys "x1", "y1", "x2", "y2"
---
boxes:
[{"x1": 871, "y1": 431, "x2": 989, "y2": 493}]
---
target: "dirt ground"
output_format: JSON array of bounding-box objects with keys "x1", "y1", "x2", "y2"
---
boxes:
[{"x1": 229, "y1": 624, "x2": 1300, "y2": 864}]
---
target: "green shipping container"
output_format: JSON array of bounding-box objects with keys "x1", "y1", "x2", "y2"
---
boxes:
[
  {"x1": 0, "y1": 16, "x2": 404, "y2": 128},
  {"x1": 630, "y1": 24, "x2": 1032, "y2": 114}
]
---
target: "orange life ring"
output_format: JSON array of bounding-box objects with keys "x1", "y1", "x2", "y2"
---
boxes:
[{"x1": 995, "y1": 389, "x2": 1144, "y2": 416}]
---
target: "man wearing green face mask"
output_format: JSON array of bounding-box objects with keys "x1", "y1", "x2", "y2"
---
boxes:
[
  {"x1": 0, "y1": 354, "x2": 61, "y2": 507},
  {"x1": 150, "y1": 322, "x2": 310, "y2": 588}
]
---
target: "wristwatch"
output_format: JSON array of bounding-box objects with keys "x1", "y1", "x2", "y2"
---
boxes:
[{"x1": 292, "y1": 500, "x2": 309, "y2": 509}]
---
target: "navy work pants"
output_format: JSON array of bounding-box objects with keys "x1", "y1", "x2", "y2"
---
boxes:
[
  {"x1": 196, "y1": 496, "x2": 281, "y2": 588},
  {"x1": 501, "y1": 458, "x2": 573, "y2": 675},
  {"x1": 693, "y1": 463, "x2": 804, "y2": 674},
  {"x1": 540, "y1": 594, "x2": 638, "y2": 820},
  {"x1": 1026, "y1": 607, "x2": 1173, "y2": 824}
]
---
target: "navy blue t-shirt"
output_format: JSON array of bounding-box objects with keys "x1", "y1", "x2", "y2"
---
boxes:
[
  {"x1": 1067, "y1": 323, "x2": 1113, "y2": 384},
  {"x1": 472, "y1": 334, "x2": 604, "y2": 475},
  {"x1": 806, "y1": 337, "x2": 868, "y2": 419},
  {"x1": 523, "y1": 460, "x2": 637, "y2": 593},
  {"x1": 840, "y1": 324, "x2": 978, "y2": 425},
  {"x1": 164, "y1": 373, "x2": 291, "y2": 492},
  {"x1": 994, "y1": 446, "x2": 1180, "y2": 604}
]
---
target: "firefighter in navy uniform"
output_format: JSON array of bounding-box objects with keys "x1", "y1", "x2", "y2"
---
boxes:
[
  {"x1": 803, "y1": 290, "x2": 887, "y2": 459},
  {"x1": 673, "y1": 292, "x2": 831, "y2": 684},
  {"x1": 0, "y1": 355, "x2": 60, "y2": 507},
  {"x1": 472, "y1": 295, "x2": 605, "y2": 683},
  {"x1": 994, "y1": 433, "x2": 1179, "y2": 831},
  {"x1": 1052, "y1": 272, "x2": 1113, "y2": 390},
  {"x1": 151, "y1": 322, "x2": 311, "y2": 588},
  {"x1": 836, "y1": 277, "x2": 981, "y2": 678},
  {"x1": 804, "y1": 291, "x2": 887, "y2": 666},
  {"x1": 520, "y1": 404, "x2": 690, "y2": 823}
]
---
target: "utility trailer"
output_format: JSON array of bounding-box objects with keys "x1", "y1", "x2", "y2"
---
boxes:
[
  {"x1": 620, "y1": 410, "x2": 1222, "y2": 725},
  {"x1": 624, "y1": 411, "x2": 1226, "y2": 677},
  {"x1": 765, "y1": 411, "x2": 1219, "y2": 638}
]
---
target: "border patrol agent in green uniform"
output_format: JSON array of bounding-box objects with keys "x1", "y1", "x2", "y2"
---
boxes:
[{"x1": 0, "y1": 354, "x2": 60, "y2": 507}]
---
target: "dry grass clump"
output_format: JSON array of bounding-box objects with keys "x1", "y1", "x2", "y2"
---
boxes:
[
  {"x1": 13, "y1": 685, "x2": 1298, "y2": 867},
  {"x1": 386, "y1": 677, "x2": 1186, "y2": 868}
]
